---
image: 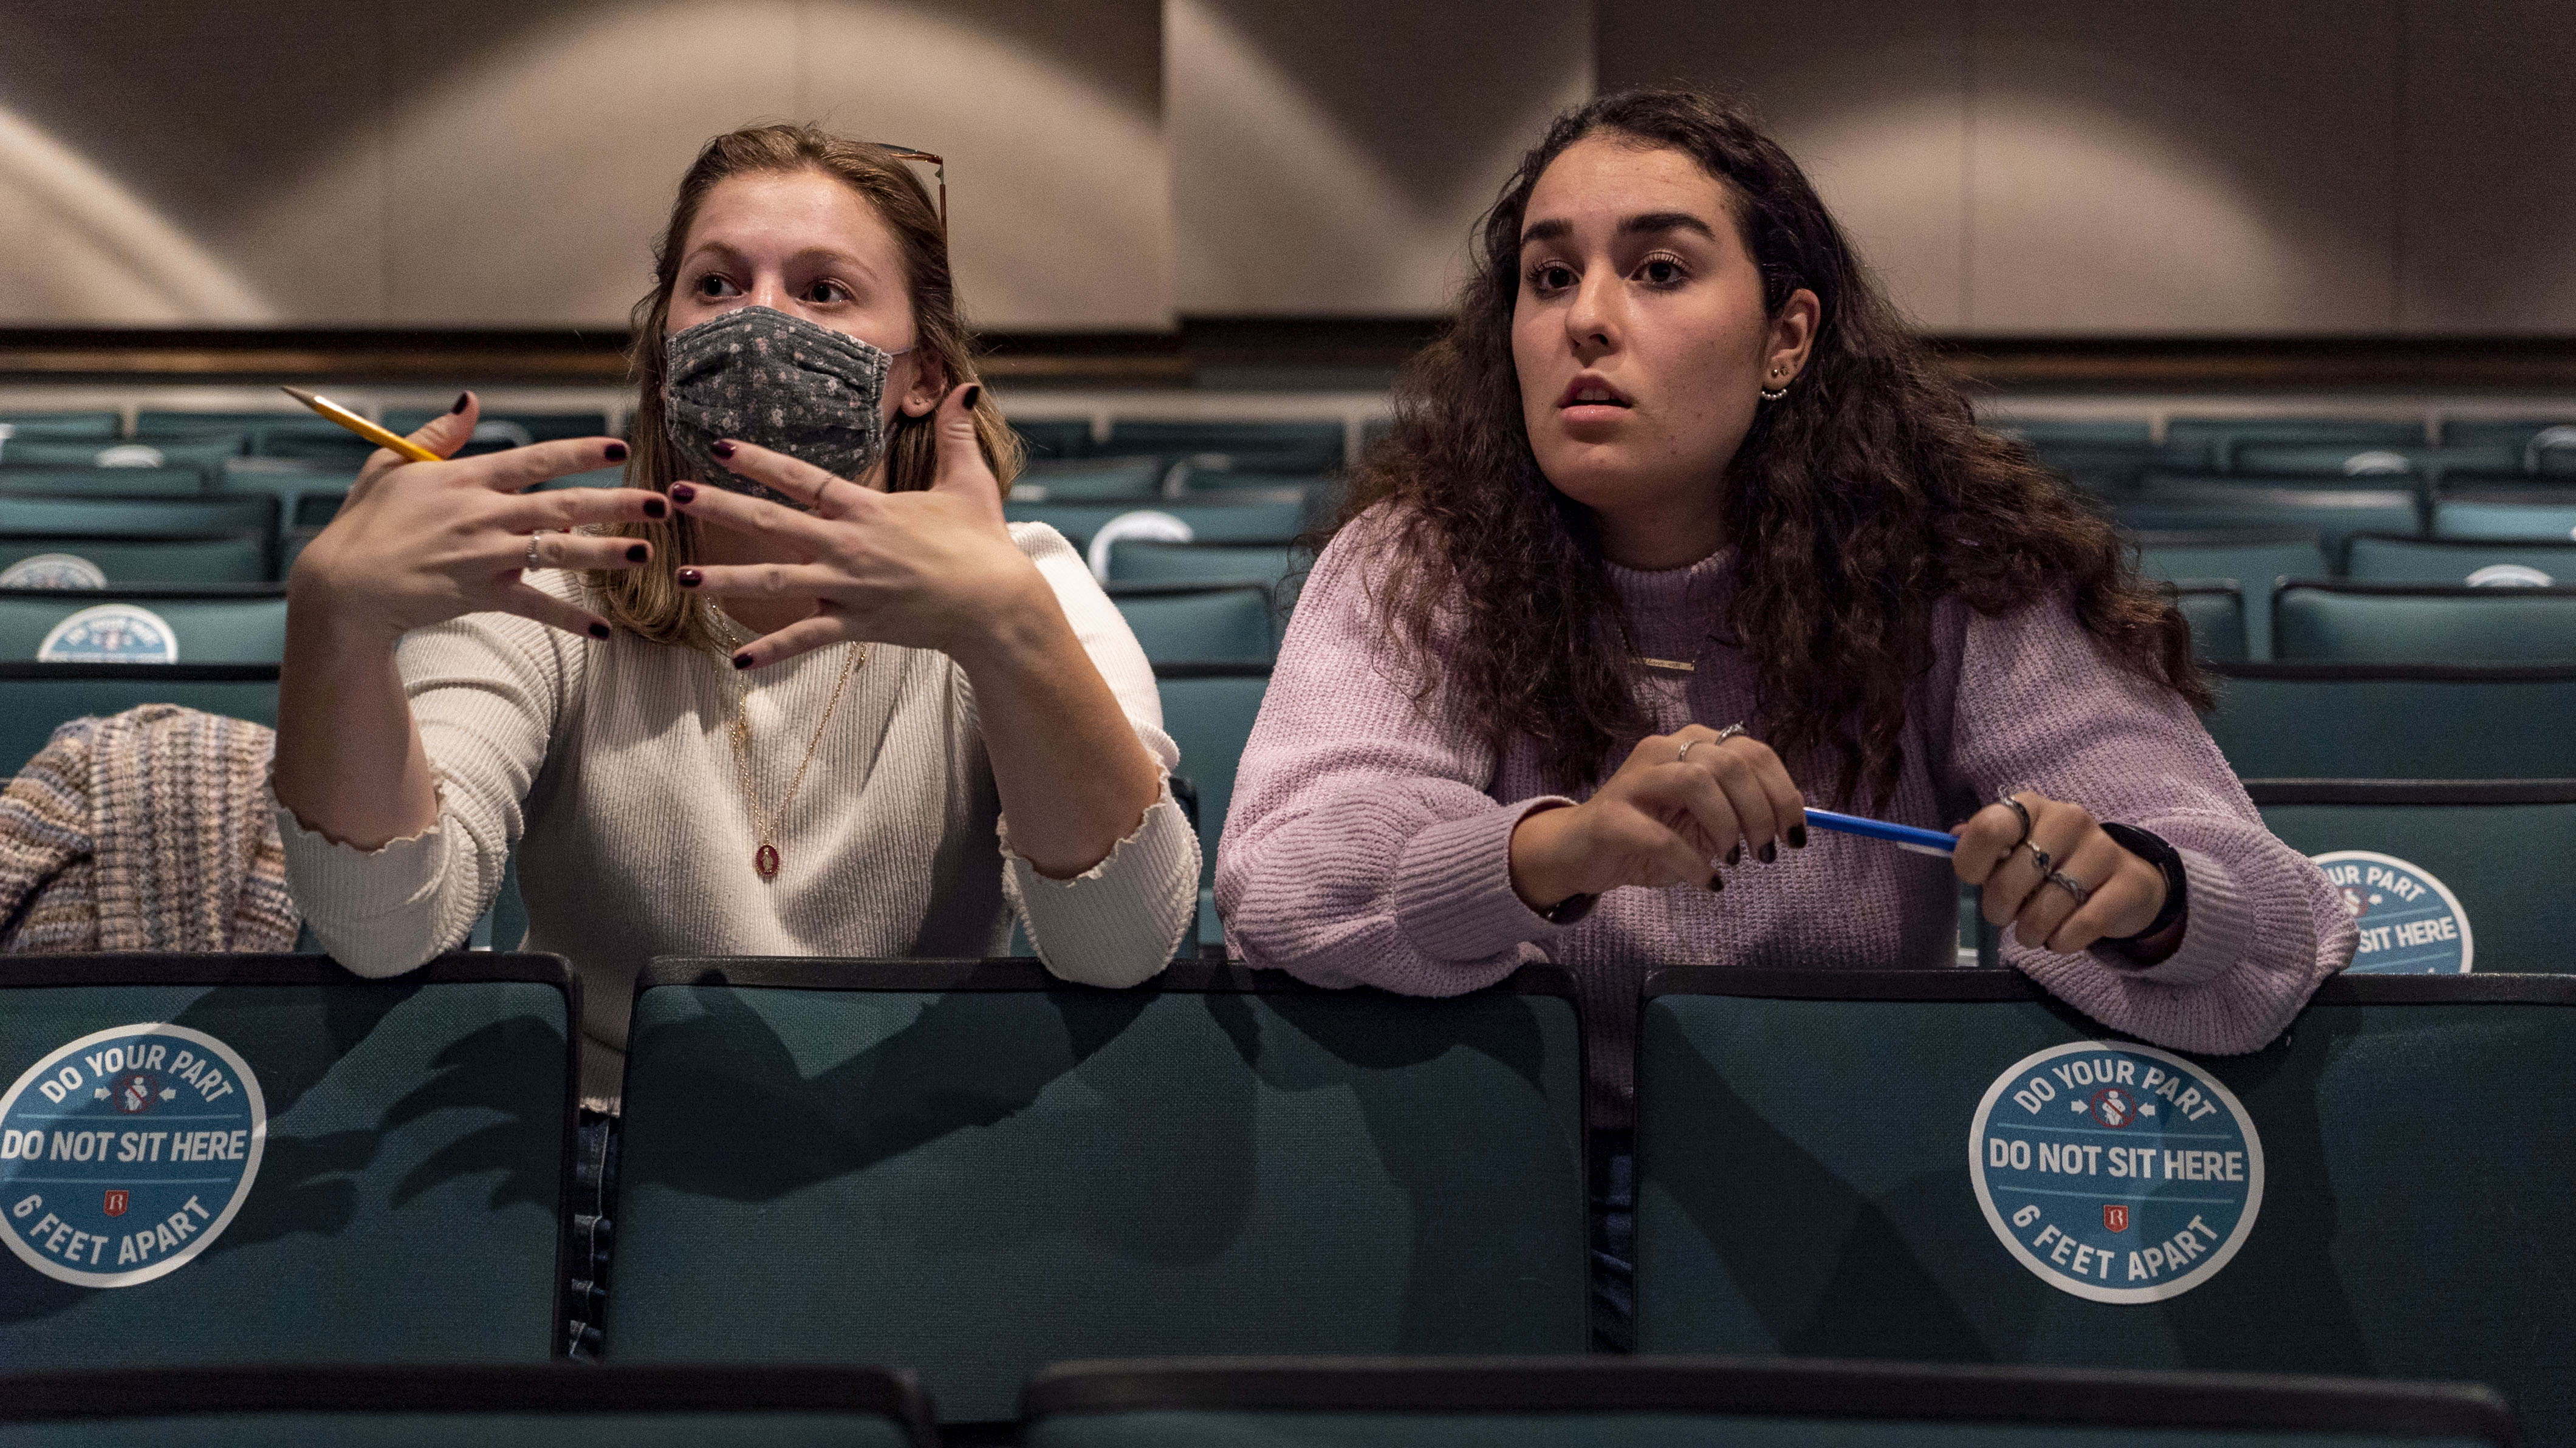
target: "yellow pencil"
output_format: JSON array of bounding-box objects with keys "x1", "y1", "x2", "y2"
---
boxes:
[{"x1": 279, "y1": 386, "x2": 442, "y2": 463}]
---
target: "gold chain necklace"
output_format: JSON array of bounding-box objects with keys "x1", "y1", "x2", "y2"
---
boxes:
[{"x1": 710, "y1": 607, "x2": 864, "y2": 879}]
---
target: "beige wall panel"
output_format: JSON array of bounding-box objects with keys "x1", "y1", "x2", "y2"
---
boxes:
[
  {"x1": 1597, "y1": 0, "x2": 1970, "y2": 329},
  {"x1": 1170, "y1": 0, "x2": 1593, "y2": 316},
  {"x1": 2399, "y1": 0, "x2": 2576, "y2": 330},
  {"x1": 374, "y1": 1, "x2": 801, "y2": 326},
  {"x1": 0, "y1": 0, "x2": 384, "y2": 322},
  {"x1": 797, "y1": 0, "x2": 1171, "y2": 330},
  {"x1": 1968, "y1": 1, "x2": 2401, "y2": 333}
]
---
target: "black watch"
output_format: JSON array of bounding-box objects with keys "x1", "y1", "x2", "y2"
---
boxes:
[{"x1": 2098, "y1": 821, "x2": 2187, "y2": 946}]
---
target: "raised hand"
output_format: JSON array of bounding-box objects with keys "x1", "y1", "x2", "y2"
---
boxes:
[
  {"x1": 663, "y1": 383, "x2": 1047, "y2": 669},
  {"x1": 1508, "y1": 723, "x2": 1807, "y2": 909},
  {"x1": 1953, "y1": 791, "x2": 2169, "y2": 953},
  {"x1": 288, "y1": 392, "x2": 670, "y2": 641}
]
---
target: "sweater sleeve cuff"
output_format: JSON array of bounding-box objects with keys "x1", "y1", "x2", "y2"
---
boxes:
[
  {"x1": 2089, "y1": 845, "x2": 2249, "y2": 986},
  {"x1": 268, "y1": 790, "x2": 467, "y2": 978},
  {"x1": 1390, "y1": 796, "x2": 1574, "y2": 961},
  {"x1": 1002, "y1": 776, "x2": 1197, "y2": 988}
]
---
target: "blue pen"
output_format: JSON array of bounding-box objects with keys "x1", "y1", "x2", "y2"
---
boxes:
[{"x1": 1802, "y1": 807, "x2": 1957, "y2": 858}]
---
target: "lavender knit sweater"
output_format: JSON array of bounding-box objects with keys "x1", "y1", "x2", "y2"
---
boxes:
[{"x1": 1216, "y1": 510, "x2": 2356, "y2": 1128}]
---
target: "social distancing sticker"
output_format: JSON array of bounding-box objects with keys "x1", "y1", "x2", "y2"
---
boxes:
[
  {"x1": 36, "y1": 604, "x2": 177, "y2": 663},
  {"x1": 2312, "y1": 850, "x2": 2472, "y2": 974},
  {"x1": 1969, "y1": 1041, "x2": 2263, "y2": 1303},
  {"x1": 0, "y1": 554, "x2": 107, "y2": 590},
  {"x1": 0, "y1": 1024, "x2": 265, "y2": 1287}
]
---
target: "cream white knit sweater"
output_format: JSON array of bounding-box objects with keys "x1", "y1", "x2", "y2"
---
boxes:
[{"x1": 276, "y1": 524, "x2": 1198, "y2": 1104}]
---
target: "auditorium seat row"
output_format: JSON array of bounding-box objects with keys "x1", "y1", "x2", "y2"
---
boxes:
[
  {"x1": 0, "y1": 954, "x2": 2565, "y2": 1439},
  {"x1": 0, "y1": 1358, "x2": 2526, "y2": 1447}
]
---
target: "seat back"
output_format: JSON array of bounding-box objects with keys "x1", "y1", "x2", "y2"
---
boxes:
[
  {"x1": 2433, "y1": 491, "x2": 2576, "y2": 541},
  {"x1": 1023, "y1": 1357, "x2": 2523, "y2": 1448},
  {"x1": 0, "y1": 588, "x2": 289, "y2": 664},
  {"x1": 1154, "y1": 665, "x2": 1270, "y2": 950},
  {"x1": 2246, "y1": 779, "x2": 2576, "y2": 974},
  {"x1": 2345, "y1": 534, "x2": 2576, "y2": 587},
  {"x1": 0, "y1": 493, "x2": 278, "y2": 547},
  {"x1": 0, "y1": 465, "x2": 212, "y2": 496},
  {"x1": 2129, "y1": 531, "x2": 2329, "y2": 660},
  {"x1": 2273, "y1": 581, "x2": 2576, "y2": 663},
  {"x1": 2230, "y1": 444, "x2": 2523, "y2": 484},
  {"x1": 2441, "y1": 417, "x2": 2576, "y2": 454},
  {"x1": 1010, "y1": 458, "x2": 1166, "y2": 502},
  {"x1": 0, "y1": 533, "x2": 269, "y2": 589},
  {"x1": 608, "y1": 959, "x2": 1586, "y2": 1422},
  {"x1": 0, "y1": 954, "x2": 575, "y2": 1367},
  {"x1": 1109, "y1": 584, "x2": 1277, "y2": 664},
  {"x1": 0, "y1": 1365, "x2": 934, "y2": 1448},
  {"x1": 1010, "y1": 417, "x2": 1097, "y2": 462},
  {"x1": 2163, "y1": 418, "x2": 2427, "y2": 471},
  {"x1": 0, "y1": 662, "x2": 280, "y2": 777},
  {"x1": 0, "y1": 412, "x2": 122, "y2": 443},
  {"x1": 1007, "y1": 498, "x2": 1308, "y2": 553},
  {"x1": 1635, "y1": 968, "x2": 2576, "y2": 1446},
  {"x1": 1107, "y1": 541, "x2": 1304, "y2": 593},
  {"x1": 1100, "y1": 420, "x2": 1347, "y2": 475},
  {"x1": 2204, "y1": 662, "x2": 2576, "y2": 779},
  {"x1": 2116, "y1": 483, "x2": 2419, "y2": 565},
  {"x1": 2168, "y1": 583, "x2": 2245, "y2": 661}
]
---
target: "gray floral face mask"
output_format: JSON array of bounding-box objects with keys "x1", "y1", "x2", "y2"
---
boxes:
[{"x1": 662, "y1": 304, "x2": 912, "y2": 504}]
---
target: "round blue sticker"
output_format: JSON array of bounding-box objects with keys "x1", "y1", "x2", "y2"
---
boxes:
[
  {"x1": 1969, "y1": 1041, "x2": 2263, "y2": 1303},
  {"x1": 37, "y1": 604, "x2": 177, "y2": 664},
  {"x1": 2312, "y1": 850, "x2": 2473, "y2": 974},
  {"x1": 0, "y1": 554, "x2": 107, "y2": 590},
  {"x1": 0, "y1": 1024, "x2": 265, "y2": 1287}
]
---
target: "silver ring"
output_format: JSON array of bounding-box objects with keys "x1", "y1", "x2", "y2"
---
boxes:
[
  {"x1": 524, "y1": 532, "x2": 545, "y2": 570},
  {"x1": 1675, "y1": 740, "x2": 1698, "y2": 763},
  {"x1": 2046, "y1": 870, "x2": 2092, "y2": 907},
  {"x1": 1997, "y1": 791, "x2": 2033, "y2": 849},
  {"x1": 1713, "y1": 722, "x2": 1748, "y2": 743}
]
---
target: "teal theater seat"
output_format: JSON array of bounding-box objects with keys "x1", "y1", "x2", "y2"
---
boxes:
[
  {"x1": 1109, "y1": 584, "x2": 1277, "y2": 664},
  {"x1": 1634, "y1": 969, "x2": 2576, "y2": 1446},
  {"x1": 1102, "y1": 420, "x2": 1347, "y2": 475},
  {"x1": 607, "y1": 958, "x2": 1586, "y2": 1424},
  {"x1": 1011, "y1": 458, "x2": 1166, "y2": 502},
  {"x1": 0, "y1": 494, "x2": 278, "y2": 547},
  {"x1": 2273, "y1": 581, "x2": 2576, "y2": 663},
  {"x1": 2247, "y1": 779, "x2": 2576, "y2": 975},
  {"x1": 2434, "y1": 491, "x2": 2576, "y2": 541},
  {"x1": 1154, "y1": 664, "x2": 1270, "y2": 951},
  {"x1": 2204, "y1": 662, "x2": 2576, "y2": 779},
  {"x1": 0, "y1": 1365, "x2": 934, "y2": 1447},
  {"x1": 1024, "y1": 1357, "x2": 2521, "y2": 1448},
  {"x1": 2345, "y1": 534, "x2": 2576, "y2": 586},
  {"x1": 0, "y1": 954, "x2": 576, "y2": 1367},
  {"x1": 2230, "y1": 445, "x2": 2521, "y2": 485},
  {"x1": 2441, "y1": 418, "x2": 2576, "y2": 456},
  {"x1": 2117, "y1": 483, "x2": 2419, "y2": 567},
  {"x1": 2168, "y1": 582, "x2": 2246, "y2": 661},
  {"x1": 0, "y1": 588, "x2": 287, "y2": 664},
  {"x1": 0, "y1": 412, "x2": 122, "y2": 442},
  {"x1": 0, "y1": 533, "x2": 267, "y2": 588},
  {"x1": 1011, "y1": 418, "x2": 1097, "y2": 461},
  {"x1": 1007, "y1": 498, "x2": 1307, "y2": 553},
  {"x1": 2162, "y1": 418, "x2": 2427, "y2": 471},
  {"x1": 1108, "y1": 541, "x2": 1304, "y2": 593},
  {"x1": 382, "y1": 409, "x2": 615, "y2": 443},
  {"x1": 1, "y1": 466, "x2": 211, "y2": 497},
  {"x1": 0, "y1": 663, "x2": 280, "y2": 777},
  {"x1": 2129, "y1": 530, "x2": 2330, "y2": 660}
]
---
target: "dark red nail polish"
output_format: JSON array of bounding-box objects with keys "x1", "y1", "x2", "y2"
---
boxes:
[
  {"x1": 1725, "y1": 844, "x2": 1740, "y2": 867},
  {"x1": 710, "y1": 440, "x2": 736, "y2": 460},
  {"x1": 1708, "y1": 872, "x2": 1725, "y2": 892},
  {"x1": 604, "y1": 441, "x2": 628, "y2": 463},
  {"x1": 587, "y1": 622, "x2": 611, "y2": 640},
  {"x1": 1789, "y1": 824, "x2": 1808, "y2": 849},
  {"x1": 643, "y1": 497, "x2": 667, "y2": 519},
  {"x1": 625, "y1": 543, "x2": 648, "y2": 562},
  {"x1": 670, "y1": 483, "x2": 696, "y2": 504},
  {"x1": 676, "y1": 567, "x2": 701, "y2": 587},
  {"x1": 1761, "y1": 841, "x2": 1778, "y2": 864},
  {"x1": 449, "y1": 391, "x2": 469, "y2": 414},
  {"x1": 962, "y1": 384, "x2": 982, "y2": 411},
  {"x1": 731, "y1": 652, "x2": 753, "y2": 671}
]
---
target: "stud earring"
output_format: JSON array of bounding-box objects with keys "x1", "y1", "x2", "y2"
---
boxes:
[{"x1": 1759, "y1": 366, "x2": 1792, "y2": 403}]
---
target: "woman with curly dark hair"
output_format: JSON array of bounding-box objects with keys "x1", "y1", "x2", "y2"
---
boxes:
[{"x1": 1214, "y1": 88, "x2": 2351, "y2": 1342}]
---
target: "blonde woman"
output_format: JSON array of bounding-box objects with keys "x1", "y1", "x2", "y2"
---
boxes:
[{"x1": 273, "y1": 124, "x2": 1197, "y2": 1113}]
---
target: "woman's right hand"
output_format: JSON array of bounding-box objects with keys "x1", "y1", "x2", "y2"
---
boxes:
[
  {"x1": 1508, "y1": 723, "x2": 1807, "y2": 910},
  {"x1": 286, "y1": 392, "x2": 672, "y2": 642}
]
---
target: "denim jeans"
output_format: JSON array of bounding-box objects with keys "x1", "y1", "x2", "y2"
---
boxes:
[
  {"x1": 567, "y1": 1108, "x2": 620, "y2": 1359},
  {"x1": 1590, "y1": 1127, "x2": 1635, "y2": 1353}
]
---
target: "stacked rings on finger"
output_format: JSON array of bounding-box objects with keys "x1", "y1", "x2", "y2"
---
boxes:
[
  {"x1": 1997, "y1": 790, "x2": 2033, "y2": 849},
  {"x1": 2046, "y1": 870, "x2": 2092, "y2": 907}
]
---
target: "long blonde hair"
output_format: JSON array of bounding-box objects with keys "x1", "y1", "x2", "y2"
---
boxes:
[{"x1": 595, "y1": 122, "x2": 1024, "y2": 649}]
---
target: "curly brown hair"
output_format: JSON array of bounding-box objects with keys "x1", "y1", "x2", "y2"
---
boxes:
[{"x1": 1341, "y1": 87, "x2": 2206, "y2": 805}]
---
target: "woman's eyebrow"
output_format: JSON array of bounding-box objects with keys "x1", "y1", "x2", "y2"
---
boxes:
[
  {"x1": 1519, "y1": 217, "x2": 1572, "y2": 248},
  {"x1": 1618, "y1": 211, "x2": 1717, "y2": 240}
]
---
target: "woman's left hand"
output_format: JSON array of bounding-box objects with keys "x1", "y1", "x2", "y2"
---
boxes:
[
  {"x1": 1953, "y1": 791, "x2": 2168, "y2": 953},
  {"x1": 666, "y1": 383, "x2": 1044, "y2": 668}
]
